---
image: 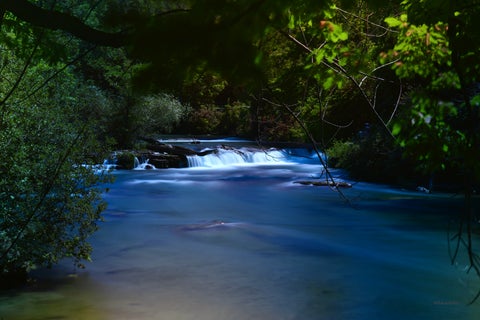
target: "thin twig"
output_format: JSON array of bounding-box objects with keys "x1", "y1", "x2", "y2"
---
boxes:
[
  {"x1": 335, "y1": 6, "x2": 398, "y2": 34},
  {"x1": 262, "y1": 97, "x2": 352, "y2": 204},
  {"x1": 359, "y1": 58, "x2": 401, "y2": 87},
  {"x1": 386, "y1": 78, "x2": 402, "y2": 126}
]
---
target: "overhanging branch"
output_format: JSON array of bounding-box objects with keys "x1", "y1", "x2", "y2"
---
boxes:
[{"x1": 0, "y1": 0, "x2": 128, "y2": 47}]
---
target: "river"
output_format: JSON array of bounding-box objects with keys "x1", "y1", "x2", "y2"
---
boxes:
[{"x1": 1, "y1": 139, "x2": 480, "y2": 319}]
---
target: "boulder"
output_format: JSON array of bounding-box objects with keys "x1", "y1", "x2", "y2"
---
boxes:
[
  {"x1": 138, "y1": 151, "x2": 188, "y2": 168},
  {"x1": 114, "y1": 151, "x2": 137, "y2": 170}
]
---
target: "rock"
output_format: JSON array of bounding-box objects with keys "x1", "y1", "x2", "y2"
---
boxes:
[
  {"x1": 114, "y1": 151, "x2": 137, "y2": 170},
  {"x1": 148, "y1": 157, "x2": 169, "y2": 169},
  {"x1": 139, "y1": 152, "x2": 188, "y2": 168},
  {"x1": 139, "y1": 136, "x2": 215, "y2": 157},
  {"x1": 416, "y1": 186, "x2": 431, "y2": 193}
]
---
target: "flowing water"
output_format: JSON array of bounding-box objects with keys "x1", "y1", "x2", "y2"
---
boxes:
[{"x1": 1, "y1": 139, "x2": 480, "y2": 319}]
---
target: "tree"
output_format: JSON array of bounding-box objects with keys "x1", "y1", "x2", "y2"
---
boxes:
[
  {"x1": 137, "y1": 93, "x2": 191, "y2": 135},
  {"x1": 0, "y1": 48, "x2": 112, "y2": 284},
  {"x1": 380, "y1": 0, "x2": 480, "y2": 302},
  {"x1": 0, "y1": 0, "x2": 328, "y2": 89},
  {"x1": 0, "y1": 1, "x2": 115, "y2": 283},
  {"x1": 253, "y1": 1, "x2": 403, "y2": 145},
  {"x1": 0, "y1": 0, "x2": 126, "y2": 47}
]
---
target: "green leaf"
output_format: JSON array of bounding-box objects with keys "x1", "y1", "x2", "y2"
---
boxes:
[
  {"x1": 471, "y1": 94, "x2": 480, "y2": 107},
  {"x1": 337, "y1": 79, "x2": 344, "y2": 89},
  {"x1": 323, "y1": 76, "x2": 334, "y2": 89},
  {"x1": 338, "y1": 31, "x2": 348, "y2": 41},
  {"x1": 384, "y1": 17, "x2": 402, "y2": 27},
  {"x1": 314, "y1": 50, "x2": 325, "y2": 64},
  {"x1": 288, "y1": 14, "x2": 295, "y2": 29},
  {"x1": 254, "y1": 52, "x2": 263, "y2": 65},
  {"x1": 392, "y1": 123, "x2": 402, "y2": 135}
]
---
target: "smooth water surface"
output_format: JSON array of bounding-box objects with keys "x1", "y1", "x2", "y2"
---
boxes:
[{"x1": 1, "y1": 153, "x2": 480, "y2": 319}]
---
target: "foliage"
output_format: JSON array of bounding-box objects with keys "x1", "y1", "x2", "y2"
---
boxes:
[
  {"x1": 114, "y1": 151, "x2": 137, "y2": 170},
  {"x1": 381, "y1": 11, "x2": 459, "y2": 174},
  {"x1": 218, "y1": 102, "x2": 252, "y2": 137},
  {"x1": 326, "y1": 132, "x2": 413, "y2": 184},
  {"x1": 77, "y1": 46, "x2": 193, "y2": 146},
  {"x1": 326, "y1": 140, "x2": 361, "y2": 169},
  {"x1": 137, "y1": 93, "x2": 191, "y2": 135},
  {"x1": 186, "y1": 105, "x2": 223, "y2": 135},
  {"x1": 118, "y1": 0, "x2": 329, "y2": 91},
  {"x1": 0, "y1": 48, "x2": 112, "y2": 279},
  {"x1": 177, "y1": 71, "x2": 255, "y2": 137},
  {"x1": 379, "y1": 0, "x2": 480, "y2": 302},
  {"x1": 257, "y1": 1, "x2": 401, "y2": 143},
  {"x1": 381, "y1": 1, "x2": 480, "y2": 177}
]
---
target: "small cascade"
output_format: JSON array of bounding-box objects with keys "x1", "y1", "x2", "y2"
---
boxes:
[
  {"x1": 134, "y1": 156, "x2": 140, "y2": 168},
  {"x1": 187, "y1": 147, "x2": 288, "y2": 167},
  {"x1": 134, "y1": 158, "x2": 156, "y2": 170}
]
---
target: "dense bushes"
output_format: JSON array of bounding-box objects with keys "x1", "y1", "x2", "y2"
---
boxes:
[
  {"x1": 326, "y1": 131, "x2": 418, "y2": 186},
  {"x1": 0, "y1": 55, "x2": 112, "y2": 280}
]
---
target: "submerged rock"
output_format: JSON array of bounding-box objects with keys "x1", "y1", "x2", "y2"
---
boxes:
[{"x1": 176, "y1": 220, "x2": 245, "y2": 231}]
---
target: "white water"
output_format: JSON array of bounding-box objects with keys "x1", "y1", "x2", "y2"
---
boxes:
[
  {"x1": 103, "y1": 138, "x2": 322, "y2": 170},
  {"x1": 149, "y1": 138, "x2": 321, "y2": 169},
  {"x1": 187, "y1": 148, "x2": 290, "y2": 167}
]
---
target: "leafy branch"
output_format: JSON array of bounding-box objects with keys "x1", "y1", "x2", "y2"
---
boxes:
[{"x1": 281, "y1": 12, "x2": 402, "y2": 140}]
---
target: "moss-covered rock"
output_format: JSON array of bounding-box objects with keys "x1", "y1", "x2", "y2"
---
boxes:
[{"x1": 115, "y1": 151, "x2": 137, "y2": 169}]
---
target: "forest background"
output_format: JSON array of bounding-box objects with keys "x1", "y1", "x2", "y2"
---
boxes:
[{"x1": 1, "y1": 0, "x2": 480, "y2": 296}]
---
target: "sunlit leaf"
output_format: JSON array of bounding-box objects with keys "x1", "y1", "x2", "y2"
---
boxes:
[
  {"x1": 384, "y1": 17, "x2": 402, "y2": 27},
  {"x1": 392, "y1": 123, "x2": 402, "y2": 136}
]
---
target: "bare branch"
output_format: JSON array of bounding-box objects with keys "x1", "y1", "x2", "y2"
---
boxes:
[
  {"x1": 281, "y1": 30, "x2": 313, "y2": 53},
  {"x1": 329, "y1": 59, "x2": 396, "y2": 139},
  {"x1": 359, "y1": 58, "x2": 401, "y2": 87},
  {"x1": 386, "y1": 79, "x2": 402, "y2": 126},
  {"x1": 261, "y1": 96, "x2": 352, "y2": 203},
  {"x1": 335, "y1": 6, "x2": 399, "y2": 36}
]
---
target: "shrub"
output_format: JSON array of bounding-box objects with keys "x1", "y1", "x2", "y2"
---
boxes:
[
  {"x1": 326, "y1": 140, "x2": 361, "y2": 169},
  {"x1": 137, "y1": 93, "x2": 191, "y2": 135},
  {"x1": 326, "y1": 132, "x2": 415, "y2": 185},
  {"x1": 0, "y1": 55, "x2": 112, "y2": 283}
]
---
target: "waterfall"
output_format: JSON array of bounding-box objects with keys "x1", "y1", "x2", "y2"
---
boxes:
[{"x1": 187, "y1": 148, "x2": 288, "y2": 167}]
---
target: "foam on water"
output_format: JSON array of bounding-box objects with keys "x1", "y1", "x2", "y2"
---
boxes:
[{"x1": 187, "y1": 148, "x2": 290, "y2": 167}]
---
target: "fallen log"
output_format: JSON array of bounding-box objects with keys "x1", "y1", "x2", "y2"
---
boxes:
[{"x1": 294, "y1": 180, "x2": 352, "y2": 188}]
